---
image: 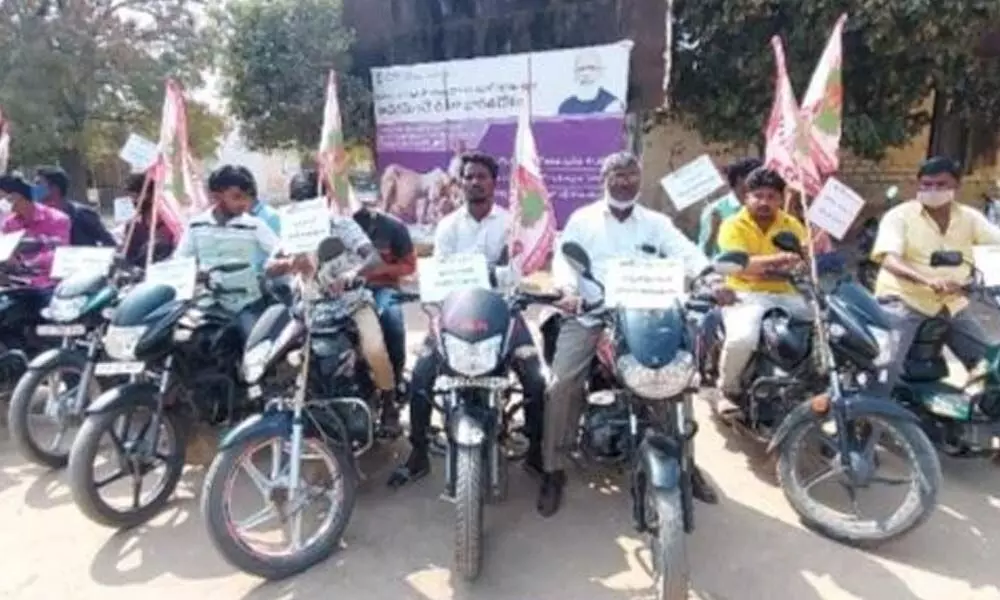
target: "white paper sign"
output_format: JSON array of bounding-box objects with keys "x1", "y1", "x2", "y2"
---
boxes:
[
  {"x1": 807, "y1": 177, "x2": 865, "y2": 241},
  {"x1": 51, "y1": 247, "x2": 116, "y2": 279},
  {"x1": 417, "y1": 253, "x2": 491, "y2": 302},
  {"x1": 113, "y1": 197, "x2": 136, "y2": 224},
  {"x1": 0, "y1": 230, "x2": 25, "y2": 262},
  {"x1": 604, "y1": 257, "x2": 686, "y2": 310},
  {"x1": 118, "y1": 133, "x2": 159, "y2": 171},
  {"x1": 280, "y1": 198, "x2": 331, "y2": 254},
  {"x1": 973, "y1": 245, "x2": 1000, "y2": 286},
  {"x1": 659, "y1": 154, "x2": 727, "y2": 212},
  {"x1": 145, "y1": 256, "x2": 197, "y2": 300}
]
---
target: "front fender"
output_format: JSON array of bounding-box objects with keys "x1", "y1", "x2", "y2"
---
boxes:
[
  {"x1": 218, "y1": 411, "x2": 292, "y2": 451},
  {"x1": 636, "y1": 434, "x2": 682, "y2": 491},
  {"x1": 86, "y1": 381, "x2": 159, "y2": 415},
  {"x1": 27, "y1": 347, "x2": 71, "y2": 370},
  {"x1": 449, "y1": 410, "x2": 486, "y2": 448}
]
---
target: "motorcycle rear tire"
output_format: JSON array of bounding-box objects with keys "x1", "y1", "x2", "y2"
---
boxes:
[
  {"x1": 777, "y1": 416, "x2": 941, "y2": 548},
  {"x1": 454, "y1": 445, "x2": 485, "y2": 582},
  {"x1": 650, "y1": 487, "x2": 690, "y2": 600}
]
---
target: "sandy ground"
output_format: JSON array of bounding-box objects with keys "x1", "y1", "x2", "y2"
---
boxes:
[{"x1": 2, "y1": 305, "x2": 1000, "y2": 600}]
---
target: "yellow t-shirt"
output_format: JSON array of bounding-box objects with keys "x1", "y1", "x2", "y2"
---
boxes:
[
  {"x1": 872, "y1": 200, "x2": 1000, "y2": 316},
  {"x1": 717, "y1": 208, "x2": 808, "y2": 294}
]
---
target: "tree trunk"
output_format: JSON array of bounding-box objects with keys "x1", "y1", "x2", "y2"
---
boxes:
[
  {"x1": 927, "y1": 88, "x2": 969, "y2": 168},
  {"x1": 58, "y1": 147, "x2": 89, "y2": 204}
]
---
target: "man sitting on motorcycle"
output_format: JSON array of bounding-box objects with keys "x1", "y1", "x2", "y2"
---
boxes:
[
  {"x1": 34, "y1": 165, "x2": 117, "y2": 247},
  {"x1": 0, "y1": 174, "x2": 70, "y2": 297},
  {"x1": 872, "y1": 156, "x2": 1000, "y2": 389},
  {"x1": 121, "y1": 173, "x2": 176, "y2": 267},
  {"x1": 715, "y1": 167, "x2": 812, "y2": 400},
  {"x1": 387, "y1": 151, "x2": 548, "y2": 488},
  {"x1": 697, "y1": 157, "x2": 762, "y2": 257},
  {"x1": 537, "y1": 151, "x2": 733, "y2": 516}
]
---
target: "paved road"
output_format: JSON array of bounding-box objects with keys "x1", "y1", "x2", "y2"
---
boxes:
[{"x1": 2, "y1": 307, "x2": 1000, "y2": 600}]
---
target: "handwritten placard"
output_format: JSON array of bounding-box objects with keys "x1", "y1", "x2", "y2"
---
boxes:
[
  {"x1": 807, "y1": 177, "x2": 865, "y2": 241},
  {"x1": 145, "y1": 256, "x2": 197, "y2": 300},
  {"x1": 973, "y1": 246, "x2": 1000, "y2": 286},
  {"x1": 417, "y1": 253, "x2": 490, "y2": 302},
  {"x1": 51, "y1": 247, "x2": 115, "y2": 279},
  {"x1": 118, "y1": 133, "x2": 159, "y2": 172},
  {"x1": 113, "y1": 197, "x2": 136, "y2": 224},
  {"x1": 280, "y1": 198, "x2": 330, "y2": 254},
  {"x1": 0, "y1": 230, "x2": 25, "y2": 262},
  {"x1": 659, "y1": 154, "x2": 727, "y2": 212},
  {"x1": 604, "y1": 257, "x2": 686, "y2": 310}
]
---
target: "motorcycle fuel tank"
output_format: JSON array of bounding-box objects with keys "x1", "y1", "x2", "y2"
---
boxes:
[
  {"x1": 111, "y1": 282, "x2": 178, "y2": 327},
  {"x1": 615, "y1": 307, "x2": 684, "y2": 369},
  {"x1": 439, "y1": 288, "x2": 511, "y2": 343}
]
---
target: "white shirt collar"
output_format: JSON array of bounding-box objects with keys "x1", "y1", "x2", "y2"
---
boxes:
[{"x1": 459, "y1": 202, "x2": 499, "y2": 222}]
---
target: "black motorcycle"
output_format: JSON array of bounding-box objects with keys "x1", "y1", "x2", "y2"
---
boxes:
[
  {"x1": 201, "y1": 236, "x2": 419, "y2": 580},
  {"x1": 704, "y1": 232, "x2": 941, "y2": 547},
  {"x1": 539, "y1": 242, "x2": 744, "y2": 600},
  {"x1": 0, "y1": 254, "x2": 57, "y2": 403},
  {"x1": 67, "y1": 263, "x2": 258, "y2": 529}
]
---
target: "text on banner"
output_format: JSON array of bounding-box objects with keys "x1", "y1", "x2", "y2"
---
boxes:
[
  {"x1": 418, "y1": 253, "x2": 491, "y2": 303},
  {"x1": 603, "y1": 257, "x2": 686, "y2": 310}
]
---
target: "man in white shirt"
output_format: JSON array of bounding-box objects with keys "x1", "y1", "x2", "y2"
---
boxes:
[
  {"x1": 538, "y1": 151, "x2": 732, "y2": 516},
  {"x1": 387, "y1": 152, "x2": 548, "y2": 488}
]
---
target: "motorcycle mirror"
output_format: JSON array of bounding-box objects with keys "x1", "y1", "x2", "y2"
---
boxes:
[
  {"x1": 713, "y1": 251, "x2": 749, "y2": 275},
  {"x1": 317, "y1": 237, "x2": 347, "y2": 263},
  {"x1": 886, "y1": 185, "x2": 899, "y2": 200},
  {"x1": 929, "y1": 250, "x2": 964, "y2": 268},
  {"x1": 772, "y1": 231, "x2": 803, "y2": 255},
  {"x1": 560, "y1": 241, "x2": 592, "y2": 275},
  {"x1": 16, "y1": 239, "x2": 42, "y2": 255}
]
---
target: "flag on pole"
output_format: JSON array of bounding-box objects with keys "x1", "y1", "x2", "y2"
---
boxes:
[
  {"x1": 318, "y1": 71, "x2": 355, "y2": 215},
  {"x1": 662, "y1": 0, "x2": 674, "y2": 109},
  {"x1": 152, "y1": 80, "x2": 208, "y2": 238},
  {"x1": 763, "y1": 37, "x2": 820, "y2": 194},
  {"x1": 0, "y1": 106, "x2": 11, "y2": 173},
  {"x1": 508, "y1": 97, "x2": 556, "y2": 276},
  {"x1": 800, "y1": 13, "x2": 847, "y2": 176}
]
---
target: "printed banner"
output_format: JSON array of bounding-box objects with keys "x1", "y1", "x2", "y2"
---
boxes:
[{"x1": 372, "y1": 40, "x2": 633, "y2": 242}]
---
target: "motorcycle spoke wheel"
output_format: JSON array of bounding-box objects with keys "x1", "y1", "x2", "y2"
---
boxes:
[{"x1": 12, "y1": 361, "x2": 91, "y2": 466}]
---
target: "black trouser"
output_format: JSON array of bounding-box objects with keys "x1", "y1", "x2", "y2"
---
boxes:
[{"x1": 408, "y1": 315, "x2": 546, "y2": 448}]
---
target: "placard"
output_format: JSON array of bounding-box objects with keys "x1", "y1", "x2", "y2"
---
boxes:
[
  {"x1": 113, "y1": 197, "x2": 136, "y2": 224},
  {"x1": 0, "y1": 230, "x2": 25, "y2": 262},
  {"x1": 603, "y1": 257, "x2": 686, "y2": 310},
  {"x1": 417, "y1": 253, "x2": 490, "y2": 302},
  {"x1": 145, "y1": 256, "x2": 197, "y2": 300},
  {"x1": 118, "y1": 133, "x2": 159, "y2": 171},
  {"x1": 280, "y1": 198, "x2": 330, "y2": 254},
  {"x1": 807, "y1": 177, "x2": 865, "y2": 241},
  {"x1": 973, "y1": 246, "x2": 1000, "y2": 286},
  {"x1": 50, "y1": 247, "x2": 115, "y2": 279},
  {"x1": 659, "y1": 154, "x2": 727, "y2": 212}
]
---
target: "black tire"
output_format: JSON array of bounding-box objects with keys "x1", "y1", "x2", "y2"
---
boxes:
[
  {"x1": 68, "y1": 402, "x2": 186, "y2": 529},
  {"x1": 201, "y1": 430, "x2": 357, "y2": 580},
  {"x1": 8, "y1": 351, "x2": 93, "y2": 469},
  {"x1": 651, "y1": 488, "x2": 690, "y2": 600},
  {"x1": 454, "y1": 445, "x2": 485, "y2": 581},
  {"x1": 776, "y1": 416, "x2": 941, "y2": 548}
]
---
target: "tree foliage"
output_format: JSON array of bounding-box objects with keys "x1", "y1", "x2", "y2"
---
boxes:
[
  {"x1": 216, "y1": 0, "x2": 372, "y2": 153},
  {"x1": 669, "y1": 0, "x2": 1000, "y2": 162},
  {"x1": 0, "y1": 0, "x2": 221, "y2": 195}
]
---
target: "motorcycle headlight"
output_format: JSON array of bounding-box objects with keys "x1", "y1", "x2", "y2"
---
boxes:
[
  {"x1": 616, "y1": 351, "x2": 695, "y2": 400},
  {"x1": 242, "y1": 340, "x2": 273, "y2": 384},
  {"x1": 868, "y1": 326, "x2": 893, "y2": 368},
  {"x1": 442, "y1": 333, "x2": 503, "y2": 377},
  {"x1": 103, "y1": 325, "x2": 147, "y2": 361},
  {"x1": 45, "y1": 296, "x2": 87, "y2": 323}
]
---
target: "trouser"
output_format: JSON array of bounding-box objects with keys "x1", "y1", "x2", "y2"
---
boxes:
[
  {"x1": 880, "y1": 298, "x2": 989, "y2": 390},
  {"x1": 543, "y1": 318, "x2": 603, "y2": 473},
  {"x1": 352, "y1": 304, "x2": 395, "y2": 392},
  {"x1": 407, "y1": 314, "x2": 545, "y2": 449},
  {"x1": 371, "y1": 287, "x2": 406, "y2": 387},
  {"x1": 719, "y1": 292, "x2": 811, "y2": 394}
]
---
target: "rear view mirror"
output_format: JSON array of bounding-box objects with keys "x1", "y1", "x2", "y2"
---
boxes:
[
  {"x1": 713, "y1": 251, "x2": 749, "y2": 275},
  {"x1": 561, "y1": 241, "x2": 592, "y2": 275},
  {"x1": 16, "y1": 239, "x2": 42, "y2": 256},
  {"x1": 317, "y1": 237, "x2": 347, "y2": 263},
  {"x1": 772, "y1": 231, "x2": 803, "y2": 255},
  {"x1": 930, "y1": 250, "x2": 963, "y2": 267}
]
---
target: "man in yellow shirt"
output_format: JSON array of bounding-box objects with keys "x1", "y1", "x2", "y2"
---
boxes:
[
  {"x1": 872, "y1": 156, "x2": 1000, "y2": 388},
  {"x1": 716, "y1": 168, "x2": 812, "y2": 396}
]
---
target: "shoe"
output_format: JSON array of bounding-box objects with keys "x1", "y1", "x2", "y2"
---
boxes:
[
  {"x1": 523, "y1": 442, "x2": 544, "y2": 478},
  {"x1": 690, "y1": 465, "x2": 718, "y2": 505},
  {"x1": 387, "y1": 446, "x2": 430, "y2": 489},
  {"x1": 377, "y1": 402, "x2": 403, "y2": 440},
  {"x1": 537, "y1": 470, "x2": 566, "y2": 517}
]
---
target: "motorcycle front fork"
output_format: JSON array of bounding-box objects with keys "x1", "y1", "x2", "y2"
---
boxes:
[
  {"x1": 69, "y1": 337, "x2": 99, "y2": 414},
  {"x1": 442, "y1": 390, "x2": 501, "y2": 500}
]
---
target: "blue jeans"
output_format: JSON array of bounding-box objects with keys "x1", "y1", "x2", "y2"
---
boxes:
[{"x1": 372, "y1": 287, "x2": 406, "y2": 385}]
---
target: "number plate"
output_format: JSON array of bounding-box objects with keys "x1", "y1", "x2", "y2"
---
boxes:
[
  {"x1": 94, "y1": 361, "x2": 144, "y2": 376},
  {"x1": 36, "y1": 324, "x2": 86, "y2": 337}
]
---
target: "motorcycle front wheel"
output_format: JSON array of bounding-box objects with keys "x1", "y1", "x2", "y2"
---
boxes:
[
  {"x1": 647, "y1": 487, "x2": 690, "y2": 600},
  {"x1": 68, "y1": 402, "x2": 186, "y2": 529},
  {"x1": 201, "y1": 428, "x2": 356, "y2": 580},
  {"x1": 454, "y1": 445, "x2": 485, "y2": 582},
  {"x1": 777, "y1": 415, "x2": 941, "y2": 548}
]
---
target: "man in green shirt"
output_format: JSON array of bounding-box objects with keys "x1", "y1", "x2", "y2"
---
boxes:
[{"x1": 697, "y1": 157, "x2": 762, "y2": 257}]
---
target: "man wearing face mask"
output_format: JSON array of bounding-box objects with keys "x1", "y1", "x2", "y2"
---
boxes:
[
  {"x1": 872, "y1": 156, "x2": 1000, "y2": 390},
  {"x1": 0, "y1": 174, "x2": 70, "y2": 292},
  {"x1": 538, "y1": 151, "x2": 734, "y2": 516},
  {"x1": 34, "y1": 166, "x2": 117, "y2": 247}
]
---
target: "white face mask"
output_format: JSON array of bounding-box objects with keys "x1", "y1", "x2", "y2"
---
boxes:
[
  {"x1": 606, "y1": 194, "x2": 638, "y2": 211},
  {"x1": 917, "y1": 189, "x2": 954, "y2": 208}
]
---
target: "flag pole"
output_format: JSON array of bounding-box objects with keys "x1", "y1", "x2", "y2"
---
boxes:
[{"x1": 145, "y1": 167, "x2": 161, "y2": 270}]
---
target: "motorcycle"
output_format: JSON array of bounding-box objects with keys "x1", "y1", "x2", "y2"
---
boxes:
[
  {"x1": 7, "y1": 264, "x2": 143, "y2": 468},
  {"x1": 67, "y1": 262, "x2": 259, "y2": 529},
  {"x1": 540, "y1": 242, "x2": 744, "y2": 600},
  {"x1": 893, "y1": 250, "x2": 1000, "y2": 456},
  {"x1": 857, "y1": 185, "x2": 900, "y2": 291},
  {"x1": 705, "y1": 232, "x2": 941, "y2": 547},
  {"x1": 201, "y1": 236, "x2": 419, "y2": 580}
]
